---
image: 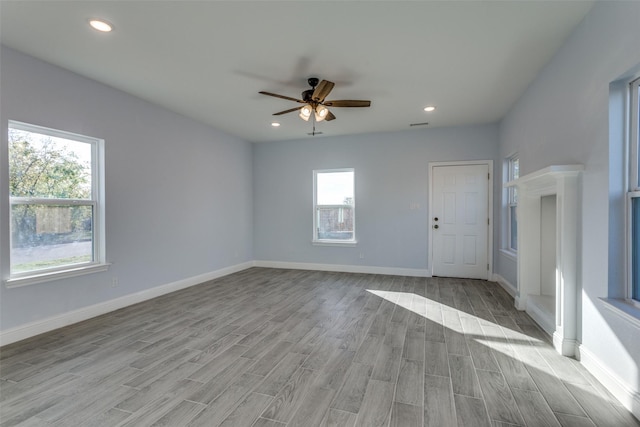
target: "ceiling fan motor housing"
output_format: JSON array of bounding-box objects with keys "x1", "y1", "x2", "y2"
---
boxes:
[
  {"x1": 302, "y1": 89, "x2": 314, "y2": 103},
  {"x1": 302, "y1": 78, "x2": 319, "y2": 103}
]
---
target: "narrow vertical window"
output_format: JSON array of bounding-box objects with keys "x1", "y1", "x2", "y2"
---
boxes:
[
  {"x1": 632, "y1": 198, "x2": 640, "y2": 300},
  {"x1": 508, "y1": 156, "x2": 520, "y2": 252},
  {"x1": 629, "y1": 77, "x2": 640, "y2": 301},
  {"x1": 313, "y1": 169, "x2": 355, "y2": 243},
  {"x1": 8, "y1": 121, "x2": 106, "y2": 283}
]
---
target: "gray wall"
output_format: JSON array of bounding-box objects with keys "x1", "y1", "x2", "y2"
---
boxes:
[
  {"x1": 253, "y1": 125, "x2": 499, "y2": 271},
  {"x1": 497, "y1": 1, "x2": 640, "y2": 396},
  {"x1": 0, "y1": 47, "x2": 254, "y2": 331}
]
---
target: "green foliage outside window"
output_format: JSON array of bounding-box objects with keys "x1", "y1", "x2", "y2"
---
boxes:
[{"x1": 9, "y1": 128, "x2": 92, "y2": 249}]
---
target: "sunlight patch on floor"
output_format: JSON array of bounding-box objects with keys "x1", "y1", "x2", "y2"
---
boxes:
[{"x1": 365, "y1": 289, "x2": 545, "y2": 353}]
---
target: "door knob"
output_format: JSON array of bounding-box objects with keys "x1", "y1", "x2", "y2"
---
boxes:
[
  {"x1": 434, "y1": 217, "x2": 439, "y2": 221},
  {"x1": 433, "y1": 224, "x2": 439, "y2": 229}
]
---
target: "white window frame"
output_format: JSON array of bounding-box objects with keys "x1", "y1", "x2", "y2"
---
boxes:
[
  {"x1": 6, "y1": 121, "x2": 108, "y2": 287},
  {"x1": 627, "y1": 77, "x2": 640, "y2": 304},
  {"x1": 507, "y1": 155, "x2": 519, "y2": 253},
  {"x1": 312, "y1": 168, "x2": 357, "y2": 246}
]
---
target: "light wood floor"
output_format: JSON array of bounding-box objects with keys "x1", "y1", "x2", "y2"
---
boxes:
[{"x1": 1, "y1": 268, "x2": 638, "y2": 427}]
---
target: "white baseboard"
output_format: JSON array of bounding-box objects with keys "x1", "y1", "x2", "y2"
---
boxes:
[
  {"x1": 492, "y1": 273, "x2": 517, "y2": 298},
  {"x1": 578, "y1": 344, "x2": 640, "y2": 420},
  {"x1": 0, "y1": 261, "x2": 254, "y2": 347},
  {"x1": 552, "y1": 332, "x2": 576, "y2": 357},
  {"x1": 254, "y1": 260, "x2": 431, "y2": 278},
  {"x1": 525, "y1": 300, "x2": 555, "y2": 337}
]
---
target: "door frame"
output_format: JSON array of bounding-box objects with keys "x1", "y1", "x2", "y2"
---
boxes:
[{"x1": 428, "y1": 160, "x2": 494, "y2": 280}]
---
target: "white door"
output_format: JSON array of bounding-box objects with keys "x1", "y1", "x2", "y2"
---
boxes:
[{"x1": 431, "y1": 164, "x2": 489, "y2": 279}]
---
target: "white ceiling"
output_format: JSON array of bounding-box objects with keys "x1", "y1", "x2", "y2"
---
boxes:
[{"x1": 0, "y1": 1, "x2": 594, "y2": 143}]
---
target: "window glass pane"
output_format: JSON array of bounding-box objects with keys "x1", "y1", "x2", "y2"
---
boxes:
[
  {"x1": 317, "y1": 171, "x2": 354, "y2": 205},
  {"x1": 635, "y1": 84, "x2": 640, "y2": 189},
  {"x1": 317, "y1": 206, "x2": 354, "y2": 240},
  {"x1": 633, "y1": 198, "x2": 640, "y2": 300},
  {"x1": 9, "y1": 127, "x2": 92, "y2": 199},
  {"x1": 315, "y1": 170, "x2": 355, "y2": 241},
  {"x1": 10, "y1": 204, "x2": 94, "y2": 273},
  {"x1": 508, "y1": 158, "x2": 519, "y2": 204},
  {"x1": 506, "y1": 156, "x2": 519, "y2": 252},
  {"x1": 510, "y1": 205, "x2": 518, "y2": 251}
]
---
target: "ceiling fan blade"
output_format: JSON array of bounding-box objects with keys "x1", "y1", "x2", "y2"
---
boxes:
[
  {"x1": 259, "y1": 91, "x2": 305, "y2": 103},
  {"x1": 312, "y1": 80, "x2": 335, "y2": 102},
  {"x1": 326, "y1": 111, "x2": 336, "y2": 121},
  {"x1": 323, "y1": 100, "x2": 371, "y2": 108},
  {"x1": 273, "y1": 106, "x2": 304, "y2": 115}
]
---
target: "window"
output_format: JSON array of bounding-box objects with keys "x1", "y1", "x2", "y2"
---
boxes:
[
  {"x1": 313, "y1": 169, "x2": 355, "y2": 244},
  {"x1": 8, "y1": 121, "x2": 106, "y2": 285},
  {"x1": 629, "y1": 77, "x2": 640, "y2": 301},
  {"x1": 507, "y1": 156, "x2": 519, "y2": 252}
]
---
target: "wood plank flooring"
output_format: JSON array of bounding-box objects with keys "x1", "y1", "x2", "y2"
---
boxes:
[{"x1": 1, "y1": 268, "x2": 638, "y2": 427}]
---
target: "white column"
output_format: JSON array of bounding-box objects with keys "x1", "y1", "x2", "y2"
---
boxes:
[
  {"x1": 553, "y1": 174, "x2": 579, "y2": 356},
  {"x1": 516, "y1": 192, "x2": 541, "y2": 310}
]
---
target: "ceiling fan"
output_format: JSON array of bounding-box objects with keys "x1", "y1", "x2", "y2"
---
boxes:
[{"x1": 259, "y1": 77, "x2": 371, "y2": 123}]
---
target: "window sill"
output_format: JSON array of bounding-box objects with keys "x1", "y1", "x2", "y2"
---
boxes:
[
  {"x1": 600, "y1": 298, "x2": 640, "y2": 330},
  {"x1": 5, "y1": 263, "x2": 111, "y2": 288},
  {"x1": 499, "y1": 248, "x2": 518, "y2": 262},
  {"x1": 312, "y1": 240, "x2": 358, "y2": 247}
]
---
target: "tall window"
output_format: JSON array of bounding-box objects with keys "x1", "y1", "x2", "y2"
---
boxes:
[
  {"x1": 507, "y1": 156, "x2": 520, "y2": 252},
  {"x1": 629, "y1": 77, "x2": 640, "y2": 301},
  {"x1": 313, "y1": 169, "x2": 355, "y2": 243},
  {"x1": 8, "y1": 121, "x2": 105, "y2": 283}
]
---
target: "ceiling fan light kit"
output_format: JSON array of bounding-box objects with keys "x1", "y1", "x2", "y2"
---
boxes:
[
  {"x1": 259, "y1": 77, "x2": 371, "y2": 133},
  {"x1": 299, "y1": 105, "x2": 313, "y2": 121},
  {"x1": 315, "y1": 105, "x2": 329, "y2": 122}
]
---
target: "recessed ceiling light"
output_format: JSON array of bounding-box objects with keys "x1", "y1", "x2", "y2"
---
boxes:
[
  {"x1": 423, "y1": 106, "x2": 436, "y2": 112},
  {"x1": 271, "y1": 122, "x2": 281, "y2": 127},
  {"x1": 89, "y1": 19, "x2": 113, "y2": 32}
]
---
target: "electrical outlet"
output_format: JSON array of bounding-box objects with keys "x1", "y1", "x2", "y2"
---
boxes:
[{"x1": 111, "y1": 277, "x2": 119, "y2": 288}]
